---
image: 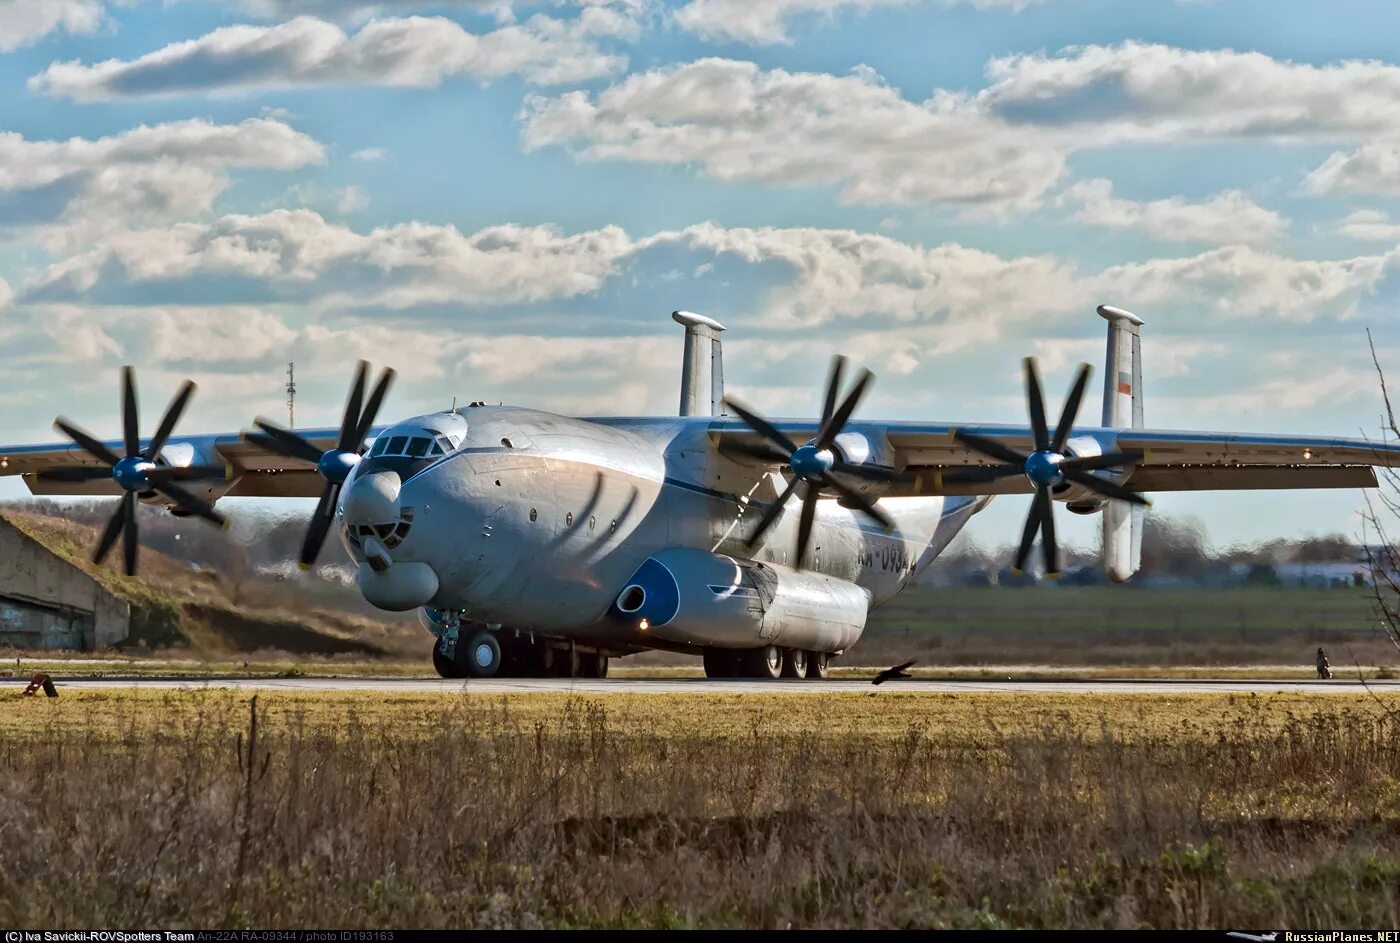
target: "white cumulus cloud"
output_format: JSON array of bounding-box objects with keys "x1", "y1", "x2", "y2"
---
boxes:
[
  {"x1": 524, "y1": 43, "x2": 1400, "y2": 209},
  {"x1": 0, "y1": 118, "x2": 323, "y2": 240},
  {"x1": 674, "y1": 0, "x2": 1037, "y2": 46},
  {"x1": 0, "y1": 0, "x2": 108, "y2": 53},
  {"x1": 30, "y1": 11, "x2": 637, "y2": 100},
  {"x1": 1061, "y1": 179, "x2": 1286, "y2": 245}
]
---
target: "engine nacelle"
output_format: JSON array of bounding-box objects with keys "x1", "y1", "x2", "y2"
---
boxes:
[{"x1": 609, "y1": 548, "x2": 869, "y2": 652}]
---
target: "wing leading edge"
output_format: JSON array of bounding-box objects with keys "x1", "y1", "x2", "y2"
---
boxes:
[
  {"x1": 712, "y1": 419, "x2": 1400, "y2": 496},
  {"x1": 0, "y1": 426, "x2": 362, "y2": 499}
]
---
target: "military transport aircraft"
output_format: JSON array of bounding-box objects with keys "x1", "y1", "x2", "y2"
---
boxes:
[{"x1": 1, "y1": 306, "x2": 1395, "y2": 680}]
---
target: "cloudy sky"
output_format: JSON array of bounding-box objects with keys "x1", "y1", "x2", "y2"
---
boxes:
[{"x1": 1, "y1": 0, "x2": 1398, "y2": 548}]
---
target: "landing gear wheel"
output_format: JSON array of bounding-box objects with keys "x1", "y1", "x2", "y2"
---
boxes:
[
  {"x1": 740, "y1": 645, "x2": 783, "y2": 680},
  {"x1": 781, "y1": 648, "x2": 808, "y2": 679},
  {"x1": 703, "y1": 648, "x2": 738, "y2": 679},
  {"x1": 432, "y1": 641, "x2": 464, "y2": 679},
  {"x1": 805, "y1": 651, "x2": 830, "y2": 680},
  {"x1": 578, "y1": 651, "x2": 609, "y2": 678},
  {"x1": 462, "y1": 630, "x2": 503, "y2": 678}
]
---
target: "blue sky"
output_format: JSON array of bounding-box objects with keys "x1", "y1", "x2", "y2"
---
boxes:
[{"x1": 1, "y1": 0, "x2": 1400, "y2": 549}]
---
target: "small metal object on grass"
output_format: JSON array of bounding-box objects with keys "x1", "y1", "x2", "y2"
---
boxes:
[{"x1": 21, "y1": 673, "x2": 57, "y2": 697}]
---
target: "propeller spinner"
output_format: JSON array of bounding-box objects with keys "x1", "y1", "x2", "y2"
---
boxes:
[
  {"x1": 943, "y1": 358, "x2": 1147, "y2": 577},
  {"x1": 244, "y1": 361, "x2": 394, "y2": 569},
  {"x1": 724, "y1": 356, "x2": 902, "y2": 569},
  {"x1": 45, "y1": 367, "x2": 227, "y2": 576}
]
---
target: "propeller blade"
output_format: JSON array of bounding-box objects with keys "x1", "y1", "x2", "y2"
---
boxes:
[
  {"x1": 1050, "y1": 363, "x2": 1092, "y2": 453},
  {"x1": 723, "y1": 440, "x2": 794, "y2": 465},
  {"x1": 745, "y1": 475, "x2": 801, "y2": 547},
  {"x1": 251, "y1": 419, "x2": 325, "y2": 465},
  {"x1": 121, "y1": 366, "x2": 139, "y2": 458},
  {"x1": 352, "y1": 367, "x2": 396, "y2": 449},
  {"x1": 338, "y1": 361, "x2": 369, "y2": 453},
  {"x1": 952, "y1": 430, "x2": 1028, "y2": 466},
  {"x1": 121, "y1": 491, "x2": 138, "y2": 577},
  {"x1": 821, "y1": 473, "x2": 894, "y2": 531},
  {"x1": 146, "y1": 380, "x2": 196, "y2": 460},
  {"x1": 936, "y1": 463, "x2": 1024, "y2": 484},
  {"x1": 1059, "y1": 450, "x2": 1144, "y2": 473},
  {"x1": 723, "y1": 398, "x2": 797, "y2": 457},
  {"x1": 92, "y1": 496, "x2": 128, "y2": 566},
  {"x1": 152, "y1": 480, "x2": 227, "y2": 526},
  {"x1": 795, "y1": 485, "x2": 819, "y2": 569},
  {"x1": 34, "y1": 467, "x2": 116, "y2": 483},
  {"x1": 1024, "y1": 358, "x2": 1049, "y2": 452},
  {"x1": 54, "y1": 418, "x2": 121, "y2": 467},
  {"x1": 145, "y1": 464, "x2": 227, "y2": 483},
  {"x1": 298, "y1": 482, "x2": 341, "y2": 568},
  {"x1": 829, "y1": 461, "x2": 907, "y2": 483},
  {"x1": 1013, "y1": 487, "x2": 1044, "y2": 573},
  {"x1": 821, "y1": 355, "x2": 847, "y2": 428},
  {"x1": 1037, "y1": 486, "x2": 1059, "y2": 576},
  {"x1": 816, "y1": 368, "x2": 873, "y2": 450},
  {"x1": 1060, "y1": 467, "x2": 1151, "y2": 506}
]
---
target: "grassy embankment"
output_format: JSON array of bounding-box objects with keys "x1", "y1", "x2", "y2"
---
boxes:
[
  {"x1": 5, "y1": 583, "x2": 1396, "y2": 678},
  {"x1": 860, "y1": 584, "x2": 1395, "y2": 667},
  {"x1": 2, "y1": 689, "x2": 1397, "y2": 928}
]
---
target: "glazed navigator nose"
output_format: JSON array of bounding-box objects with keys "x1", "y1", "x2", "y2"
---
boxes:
[
  {"x1": 343, "y1": 470, "x2": 401, "y2": 526},
  {"x1": 343, "y1": 470, "x2": 440, "y2": 611}
]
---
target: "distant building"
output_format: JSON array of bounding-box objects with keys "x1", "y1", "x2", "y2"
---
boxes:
[{"x1": 0, "y1": 513, "x2": 130, "y2": 649}]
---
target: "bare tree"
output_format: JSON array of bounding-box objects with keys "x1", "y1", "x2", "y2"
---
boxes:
[{"x1": 1360, "y1": 329, "x2": 1400, "y2": 657}]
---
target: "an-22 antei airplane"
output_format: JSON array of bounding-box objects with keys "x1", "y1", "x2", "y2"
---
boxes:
[{"x1": 1, "y1": 306, "x2": 1395, "y2": 680}]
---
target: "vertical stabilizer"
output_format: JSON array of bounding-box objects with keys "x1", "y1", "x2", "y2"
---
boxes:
[
  {"x1": 673, "y1": 310, "x2": 727, "y2": 416},
  {"x1": 1098, "y1": 304, "x2": 1145, "y2": 582}
]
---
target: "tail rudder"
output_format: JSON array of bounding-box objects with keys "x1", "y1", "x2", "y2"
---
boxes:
[{"x1": 1098, "y1": 304, "x2": 1144, "y2": 582}]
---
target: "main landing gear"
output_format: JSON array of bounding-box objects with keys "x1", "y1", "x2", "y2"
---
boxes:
[
  {"x1": 432, "y1": 626, "x2": 610, "y2": 679},
  {"x1": 702, "y1": 645, "x2": 831, "y2": 680}
]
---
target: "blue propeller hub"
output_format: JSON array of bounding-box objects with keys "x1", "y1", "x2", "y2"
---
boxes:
[
  {"x1": 1023, "y1": 450, "x2": 1064, "y2": 488},
  {"x1": 790, "y1": 443, "x2": 835, "y2": 481},
  {"x1": 318, "y1": 448, "x2": 360, "y2": 484},
  {"x1": 112, "y1": 455, "x2": 155, "y2": 492}
]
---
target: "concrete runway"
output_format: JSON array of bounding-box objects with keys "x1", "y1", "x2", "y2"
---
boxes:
[{"x1": 34, "y1": 676, "x2": 1400, "y2": 695}]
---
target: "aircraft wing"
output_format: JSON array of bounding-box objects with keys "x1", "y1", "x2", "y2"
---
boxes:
[
  {"x1": 0, "y1": 426, "x2": 368, "y2": 499},
  {"x1": 711, "y1": 419, "x2": 1400, "y2": 496}
]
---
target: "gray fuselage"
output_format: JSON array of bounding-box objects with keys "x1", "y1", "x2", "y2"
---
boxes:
[{"x1": 340, "y1": 406, "x2": 986, "y2": 651}]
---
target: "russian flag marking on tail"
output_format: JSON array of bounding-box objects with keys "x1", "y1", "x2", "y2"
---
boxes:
[{"x1": 1117, "y1": 370, "x2": 1133, "y2": 395}]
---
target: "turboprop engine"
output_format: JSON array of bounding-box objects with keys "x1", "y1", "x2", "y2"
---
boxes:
[{"x1": 608, "y1": 547, "x2": 869, "y2": 653}]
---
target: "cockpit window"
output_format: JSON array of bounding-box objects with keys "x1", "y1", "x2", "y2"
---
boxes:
[
  {"x1": 405, "y1": 437, "x2": 429, "y2": 458},
  {"x1": 369, "y1": 438, "x2": 389, "y2": 457},
  {"x1": 385, "y1": 435, "x2": 408, "y2": 455}
]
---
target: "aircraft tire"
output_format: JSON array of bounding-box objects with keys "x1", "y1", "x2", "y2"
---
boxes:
[
  {"x1": 462, "y1": 630, "x2": 503, "y2": 678},
  {"x1": 576, "y1": 650, "x2": 608, "y2": 678},
  {"x1": 739, "y1": 645, "x2": 783, "y2": 680},
  {"x1": 431, "y1": 642, "x2": 464, "y2": 679},
  {"x1": 781, "y1": 648, "x2": 808, "y2": 679},
  {"x1": 805, "y1": 651, "x2": 830, "y2": 680},
  {"x1": 702, "y1": 648, "x2": 738, "y2": 679}
]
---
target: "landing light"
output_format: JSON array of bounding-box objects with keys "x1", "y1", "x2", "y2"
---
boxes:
[{"x1": 639, "y1": 619, "x2": 650, "y2": 631}]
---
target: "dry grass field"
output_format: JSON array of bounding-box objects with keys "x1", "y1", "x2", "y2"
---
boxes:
[{"x1": 2, "y1": 689, "x2": 1398, "y2": 929}]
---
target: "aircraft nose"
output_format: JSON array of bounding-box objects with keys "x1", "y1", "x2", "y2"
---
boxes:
[
  {"x1": 341, "y1": 469, "x2": 440, "y2": 610},
  {"x1": 343, "y1": 470, "x2": 401, "y2": 525}
]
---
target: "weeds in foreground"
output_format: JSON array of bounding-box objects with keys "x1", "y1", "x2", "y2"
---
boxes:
[{"x1": 1, "y1": 695, "x2": 1397, "y2": 929}]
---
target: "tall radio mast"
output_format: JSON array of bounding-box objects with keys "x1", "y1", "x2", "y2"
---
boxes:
[{"x1": 286, "y1": 362, "x2": 296, "y2": 429}]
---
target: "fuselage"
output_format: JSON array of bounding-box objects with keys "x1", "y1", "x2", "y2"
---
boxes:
[{"x1": 337, "y1": 405, "x2": 986, "y2": 651}]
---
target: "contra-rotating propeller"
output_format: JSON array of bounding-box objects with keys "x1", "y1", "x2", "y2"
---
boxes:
[
  {"x1": 724, "y1": 355, "x2": 903, "y2": 569},
  {"x1": 244, "y1": 361, "x2": 394, "y2": 569},
  {"x1": 45, "y1": 367, "x2": 227, "y2": 576},
  {"x1": 942, "y1": 358, "x2": 1148, "y2": 577}
]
